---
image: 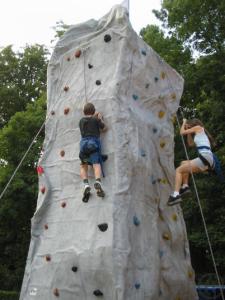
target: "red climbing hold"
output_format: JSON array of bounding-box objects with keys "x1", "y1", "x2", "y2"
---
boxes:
[
  {"x1": 64, "y1": 86, "x2": 69, "y2": 92},
  {"x1": 61, "y1": 202, "x2": 66, "y2": 208},
  {"x1": 44, "y1": 224, "x2": 48, "y2": 230},
  {"x1": 75, "y1": 50, "x2": 81, "y2": 58},
  {"x1": 60, "y1": 150, "x2": 65, "y2": 157},
  {"x1": 37, "y1": 166, "x2": 44, "y2": 175},
  {"x1": 45, "y1": 255, "x2": 51, "y2": 262},
  {"x1": 53, "y1": 288, "x2": 59, "y2": 297},
  {"x1": 51, "y1": 110, "x2": 55, "y2": 115},
  {"x1": 64, "y1": 107, "x2": 70, "y2": 115},
  {"x1": 41, "y1": 186, "x2": 46, "y2": 194}
]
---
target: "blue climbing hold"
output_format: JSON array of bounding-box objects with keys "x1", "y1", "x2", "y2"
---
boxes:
[
  {"x1": 140, "y1": 149, "x2": 146, "y2": 157},
  {"x1": 151, "y1": 176, "x2": 157, "y2": 184},
  {"x1": 132, "y1": 94, "x2": 138, "y2": 100},
  {"x1": 159, "y1": 250, "x2": 164, "y2": 258},
  {"x1": 135, "y1": 282, "x2": 141, "y2": 289},
  {"x1": 141, "y1": 50, "x2": 147, "y2": 56},
  {"x1": 153, "y1": 127, "x2": 157, "y2": 134},
  {"x1": 133, "y1": 215, "x2": 140, "y2": 226},
  {"x1": 154, "y1": 77, "x2": 159, "y2": 82},
  {"x1": 145, "y1": 83, "x2": 150, "y2": 88}
]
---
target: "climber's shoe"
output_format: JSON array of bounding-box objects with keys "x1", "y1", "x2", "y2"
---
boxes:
[
  {"x1": 167, "y1": 194, "x2": 182, "y2": 206},
  {"x1": 82, "y1": 184, "x2": 91, "y2": 203},
  {"x1": 94, "y1": 181, "x2": 105, "y2": 198},
  {"x1": 179, "y1": 186, "x2": 191, "y2": 196}
]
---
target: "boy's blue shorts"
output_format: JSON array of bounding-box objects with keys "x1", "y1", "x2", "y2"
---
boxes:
[{"x1": 79, "y1": 137, "x2": 102, "y2": 165}]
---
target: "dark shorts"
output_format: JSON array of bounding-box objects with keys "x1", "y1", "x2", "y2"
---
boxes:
[{"x1": 79, "y1": 137, "x2": 102, "y2": 165}]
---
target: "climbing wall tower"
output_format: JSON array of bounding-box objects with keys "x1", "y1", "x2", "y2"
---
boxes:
[{"x1": 20, "y1": 5, "x2": 198, "y2": 300}]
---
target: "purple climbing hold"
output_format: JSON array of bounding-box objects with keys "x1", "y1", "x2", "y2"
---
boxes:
[
  {"x1": 132, "y1": 94, "x2": 138, "y2": 100},
  {"x1": 104, "y1": 34, "x2": 111, "y2": 42},
  {"x1": 96, "y1": 80, "x2": 101, "y2": 86},
  {"x1": 93, "y1": 289, "x2": 103, "y2": 297},
  {"x1": 98, "y1": 223, "x2": 108, "y2": 232},
  {"x1": 133, "y1": 215, "x2": 140, "y2": 226},
  {"x1": 141, "y1": 50, "x2": 147, "y2": 56}
]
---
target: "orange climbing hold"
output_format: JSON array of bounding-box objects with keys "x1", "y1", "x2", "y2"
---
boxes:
[
  {"x1": 60, "y1": 150, "x2": 65, "y2": 157},
  {"x1": 75, "y1": 50, "x2": 81, "y2": 58},
  {"x1": 53, "y1": 288, "x2": 60, "y2": 297},
  {"x1": 158, "y1": 110, "x2": 165, "y2": 119},
  {"x1": 64, "y1": 107, "x2": 70, "y2": 115}
]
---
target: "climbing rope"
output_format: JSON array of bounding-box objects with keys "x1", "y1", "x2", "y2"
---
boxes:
[
  {"x1": 176, "y1": 108, "x2": 225, "y2": 300},
  {"x1": 0, "y1": 108, "x2": 54, "y2": 202}
]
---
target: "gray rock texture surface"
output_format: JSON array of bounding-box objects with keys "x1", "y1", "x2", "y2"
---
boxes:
[{"x1": 20, "y1": 5, "x2": 198, "y2": 300}]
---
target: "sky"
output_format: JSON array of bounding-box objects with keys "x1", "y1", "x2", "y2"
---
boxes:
[{"x1": 0, "y1": 0, "x2": 162, "y2": 50}]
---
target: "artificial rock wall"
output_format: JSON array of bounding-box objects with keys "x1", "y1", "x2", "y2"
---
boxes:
[{"x1": 20, "y1": 5, "x2": 198, "y2": 300}]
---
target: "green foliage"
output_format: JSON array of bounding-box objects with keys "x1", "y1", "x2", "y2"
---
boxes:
[
  {"x1": 0, "y1": 290, "x2": 19, "y2": 300},
  {"x1": 0, "y1": 96, "x2": 46, "y2": 291},
  {"x1": 0, "y1": 45, "x2": 49, "y2": 127}
]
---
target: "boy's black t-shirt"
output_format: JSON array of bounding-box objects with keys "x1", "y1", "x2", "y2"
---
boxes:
[{"x1": 79, "y1": 116, "x2": 105, "y2": 138}]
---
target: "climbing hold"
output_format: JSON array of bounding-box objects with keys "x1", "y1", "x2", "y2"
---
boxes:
[
  {"x1": 88, "y1": 63, "x2": 93, "y2": 69},
  {"x1": 41, "y1": 186, "x2": 46, "y2": 194},
  {"x1": 93, "y1": 289, "x2": 103, "y2": 297},
  {"x1": 133, "y1": 215, "x2": 140, "y2": 226},
  {"x1": 51, "y1": 110, "x2": 55, "y2": 115},
  {"x1": 45, "y1": 255, "x2": 51, "y2": 262},
  {"x1": 60, "y1": 150, "x2": 65, "y2": 157},
  {"x1": 188, "y1": 268, "x2": 194, "y2": 279},
  {"x1": 134, "y1": 282, "x2": 141, "y2": 289},
  {"x1": 154, "y1": 77, "x2": 159, "y2": 82},
  {"x1": 159, "y1": 212, "x2": 164, "y2": 221},
  {"x1": 104, "y1": 34, "x2": 111, "y2": 42},
  {"x1": 64, "y1": 107, "x2": 70, "y2": 115},
  {"x1": 171, "y1": 92, "x2": 176, "y2": 100},
  {"x1": 140, "y1": 149, "x2": 146, "y2": 157},
  {"x1": 171, "y1": 114, "x2": 177, "y2": 124},
  {"x1": 44, "y1": 224, "x2": 48, "y2": 230},
  {"x1": 64, "y1": 85, "x2": 69, "y2": 92},
  {"x1": 160, "y1": 178, "x2": 168, "y2": 184},
  {"x1": 159, "y1": 250, "x2": 164, "y2": 258},
  {"x1": 71, "y1": 266, "x2": 78, "y2": 272},
  {"x1": 160, "y1": 71, "x2": 166, "y2": 79},
  {"x1": 98, "y1": 223, "x2": 108, "y2": 232},
  {"x1": 75, "y1": 50, "x2": 81, "y2": 58},
  {"x1": 160, "y1": 141, "x2": 166, "y2": 148},
  {"x1": 152, "y1": 127, "x2": 157, "y2": 134},
  {"x1": 53, "y1": 288, "x2": 59, "y2": 297},
  {"x1": 67, "y1": 57, "x2": 71, "y2": 62},
  {"x1": 132, "y1": 94, "x2": 138, "y2": 100},
  {"x1": 61, "y1": 202, "x2": 66, "y2": 208},
  {"x1": 162, "y1": 233, "x2": 170, "y2": 240},
  {"x1": 158, "y1": 110, "x2": 165, "y2": 119},
  {"x1": 145, "y1": 83, "x2": 150, "y2": 89},
  {"x1": 141, "y1": 49, "x2": 147, "y2": 56},
  {"x1": 96, "y1": 80, "x2": 101, "y2": 85},
  {"x1": 172, "y1": 213, "x2": 178, "y2": 221},
  {"x1": 175, "y1": 296, "x2": 181, "y2": 300},
  {"x1": 37, "y1": 166, "x2": 44, "y2": 175}
]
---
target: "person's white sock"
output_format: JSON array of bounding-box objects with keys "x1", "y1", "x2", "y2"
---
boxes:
[
  {"x1": 172, "y1": 191, "x2": 180, "y2": 197},
  {"x1": 182, "y1": 184, "x2": 189, "y2": 188}
]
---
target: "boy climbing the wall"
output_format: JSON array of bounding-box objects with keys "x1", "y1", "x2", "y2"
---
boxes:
[{"x1": 79, "y1": 102, "x2": 106, "y2": 202}]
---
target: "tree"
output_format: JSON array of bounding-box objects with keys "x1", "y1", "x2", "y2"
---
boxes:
[{"x1": 0, "y1": 45, "x2": 49, "y2": 127}]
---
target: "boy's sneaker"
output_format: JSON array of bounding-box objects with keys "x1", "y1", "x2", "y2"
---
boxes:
[
  {"x1": 82, "y1": 184, "x2": 91, "y2": 203},
  {"x1": 94, "y1": 181, "x2": 105, "y2": 198},
  {"x1": 179, "y1": 186, "x2": 191, "y2": 195},
  {"x1": 167, "y1": 194, "x2": 182, "y2": 206}
]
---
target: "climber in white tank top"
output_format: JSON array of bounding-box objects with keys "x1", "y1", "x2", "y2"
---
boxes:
[{"x1": 167, "y1": 118, "x2": 215, "y2": 206}]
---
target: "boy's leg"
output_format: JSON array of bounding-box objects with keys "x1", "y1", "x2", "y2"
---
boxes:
[
  {"x1": 93, "y1": 163, "x2": 105, "y2": 197},
  {"x1": 80, "y1": 163, "x2": 91, "y2": 202}
]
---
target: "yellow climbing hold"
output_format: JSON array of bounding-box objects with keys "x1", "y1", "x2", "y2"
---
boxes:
[
  {"x1": 162, "y1": 233, "x2": 170, "y2": 240},
  {"x1": 158, "y1": 110, "x2": 165, "y2": 118},
  {"x1": 159, "y1": 212, "x2": 164, "y2": 221},
  {"x1": 171, "y1": 114, "x2": 177, "y2": 124},
  {"x1": 188, "y1": 269, "x2": 194, "y2": 279},
  {"x1": 160, "y1": 141, "x2": 166, "y2": 148},
  {"x1": 172, "y1": 213, "x2": 178, "y2": 221},
  {"x1": 161, "y1": 71, "x2": 166, "y2": 79},
  {"x1": 175, "y1": 296, "x2": 181, "y2": 300},
  {"x1": 160, "y1": 178, "x2": 168, "y2": 184},
  {"x1": 171, "y1": 92, "x2": 176, "y2": 100}
]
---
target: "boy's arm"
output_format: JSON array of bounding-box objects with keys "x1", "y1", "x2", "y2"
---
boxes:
[
  {"x1": 95, "y1": 112, "x2": 107, "y2": 131},
  {"x1": 187, "y1": 134, "x2": 195, "y2": 147}
]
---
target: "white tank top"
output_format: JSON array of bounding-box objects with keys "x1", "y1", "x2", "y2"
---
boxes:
[{"x1": 194, "y1": 129, "x2": 211, "y2": 152}]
